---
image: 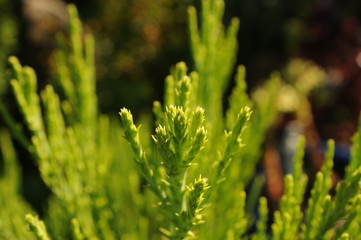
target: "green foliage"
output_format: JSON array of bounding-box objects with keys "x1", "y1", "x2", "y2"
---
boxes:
[
  {"x1": 303, "y1": 139, "x2": 335, "y2": 240},
  {"x1": 0, "y1": 0, "x2": 17, "y2": 93},
  {"x1": 0, "y1": 130, "x2": 34, "y2": 239},
  {"x1": 188, "y1": 0, "x2": 239, "y2": 128},
  {"x1": 272, "y1": 136, "x2": 307, "y2": 240},
  {"x1": 0, "y1": 1, "x2": 361, "y2": 240},
  {"x1": 252, "y1": 197, "x2": 269, "y2": 240},
  {"x1": 120, "y1": 60, "x2": 251, "y2": 238},
  {"x1": 25, "y1": 214, "x2": 50, "y2": 240}
]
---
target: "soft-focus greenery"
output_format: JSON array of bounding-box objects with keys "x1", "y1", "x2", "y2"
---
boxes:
[
  {"x1": 79, "y1": 0, "x2": 192, "y2": 113},
  {"x1": 1, "y1": 0, "x2": 361, "y2": 239},
  {"x1": 0, "y1": 0, "x2": 17, "y2": 89}
]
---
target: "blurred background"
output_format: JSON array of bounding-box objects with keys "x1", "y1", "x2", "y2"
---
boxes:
[{"x1": 1, "y1": 0, "x2": 361, "y2": 214}]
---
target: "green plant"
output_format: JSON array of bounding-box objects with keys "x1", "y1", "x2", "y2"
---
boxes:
[{"x1": 1, "y1": 0, "x2": 361, "y2": 239}]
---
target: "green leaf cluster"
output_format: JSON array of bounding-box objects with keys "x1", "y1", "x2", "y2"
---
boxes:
[{"x1": 0, "y1": 1, "x2": 361, "y2": 240}]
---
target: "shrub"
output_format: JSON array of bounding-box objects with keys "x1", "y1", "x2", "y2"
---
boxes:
[{"x1": 1, "y1": 0, "x2": 360, "y2": 239}]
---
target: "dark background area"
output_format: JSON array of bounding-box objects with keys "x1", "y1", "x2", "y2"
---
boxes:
[
  {"x1": 6, "y1": 0, "x2": 361, "y2": 114},
  {"x1": 10, "y1": 0, "x2": 361, "y2": 119}
]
